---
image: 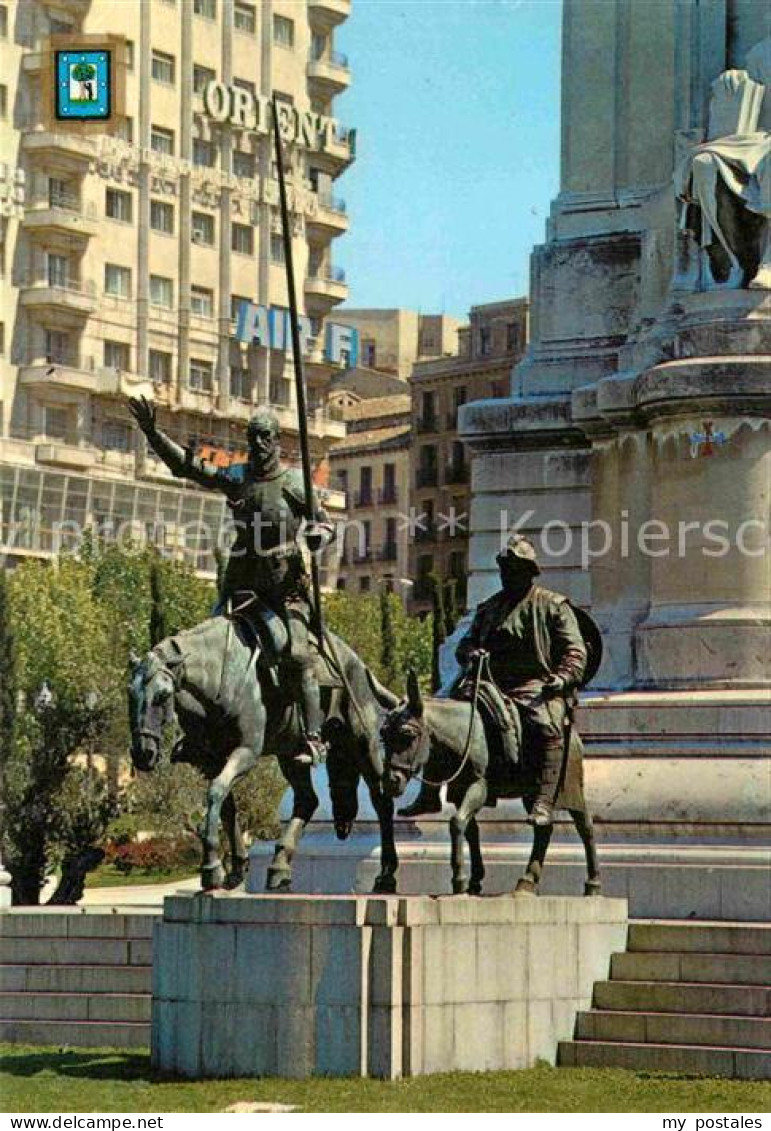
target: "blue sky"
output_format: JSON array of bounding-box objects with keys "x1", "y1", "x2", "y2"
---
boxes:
[{"x1": 335, "y1": 0, "x2": 563, "y2": 319}]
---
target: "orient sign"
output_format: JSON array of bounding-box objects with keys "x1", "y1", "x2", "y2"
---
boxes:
[{"x1": 203, "y1": 81, "x2": 347, "y2": 154}]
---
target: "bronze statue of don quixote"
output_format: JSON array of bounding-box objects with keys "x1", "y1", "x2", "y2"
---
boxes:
[{"x1": 127, "y1": 99, "x2": 604, "y2": 899}]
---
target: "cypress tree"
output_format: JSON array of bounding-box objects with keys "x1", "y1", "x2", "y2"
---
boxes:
[
  {"x1": 379, "y1": 588, "x2": 398, "y2": 688},
  {"x1": 149, "y1": 558, "x2": 167, "y2": 647},
  {"x1": 430, "y1": 573, "x2": 446, "y2": 692}
]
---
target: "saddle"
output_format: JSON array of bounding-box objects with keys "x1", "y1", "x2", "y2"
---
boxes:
[
  {"x1": 457, "y1": 676, "x2": 522, "y2": 772},
  {"x1": 224, "y1": 591, "x2": 343, "y2": 689}
]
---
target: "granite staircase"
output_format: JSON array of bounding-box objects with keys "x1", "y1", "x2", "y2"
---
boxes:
[
  {"x1": 0, "y1": 910, "x2": 155, "y2": 1048},
  {"x1": 560, "y1": 921, "x2": 771, "y2": 1079}
]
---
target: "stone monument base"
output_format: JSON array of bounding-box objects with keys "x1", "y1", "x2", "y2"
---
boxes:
[{"x1": 152, "y1": 893, "x2": 627, "y2": 1078}]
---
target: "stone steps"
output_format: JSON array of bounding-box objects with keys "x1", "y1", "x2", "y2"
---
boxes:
[
  {"x1": 0, "y1": 911, "x2": 155, "y2": 1049},
  {"x1": 560, "y1": 922, "x2": 771, "y2": 1079}
]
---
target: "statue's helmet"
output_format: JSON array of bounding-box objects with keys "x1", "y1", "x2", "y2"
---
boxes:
[
  {"x1": 246, "y1": 407, "x2": 281, "y2": 445},
  {"x1": 495, "y1": 533, "x2": 541, "y2": 574}
]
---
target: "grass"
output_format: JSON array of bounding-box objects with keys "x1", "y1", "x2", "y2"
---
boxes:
[
  {"x1": 1, "y1": 1047, "x2": 770, "y2": 1113},
  {"x1": 85, "y1": 866, "x2": 198, "y2": 889}
]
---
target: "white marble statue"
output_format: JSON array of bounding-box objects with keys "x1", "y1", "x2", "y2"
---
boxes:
[{"x1": 674, "y1": 37, "x2": 771, "y2": 290}]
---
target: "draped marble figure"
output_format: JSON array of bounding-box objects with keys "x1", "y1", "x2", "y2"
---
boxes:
[{"x1": 675, "y1": 36, "x2": 771, "y2": 290}]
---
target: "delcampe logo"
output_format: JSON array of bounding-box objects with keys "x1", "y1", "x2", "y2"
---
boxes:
[{"x1": 55, "y1": 49, "x2": 112, "y2": 121}]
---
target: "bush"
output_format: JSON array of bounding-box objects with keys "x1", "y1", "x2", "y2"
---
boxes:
[{"x1": 105, "y1": 835, "x2": 199, "y2": 875}]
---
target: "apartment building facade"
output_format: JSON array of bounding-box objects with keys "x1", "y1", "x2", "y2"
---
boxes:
[
  {"x1": 337, "y1": 309, "x2": 461, "y2": 378},
  {"x1": 329, "y1": 393, "x2": 411, "y2": 595},
  {"x1": 409, "y1": 298, "x2": 529, "y2": 611},
  {"x1": 0, "y1": 0, "x2": 353, "y2": 578}
]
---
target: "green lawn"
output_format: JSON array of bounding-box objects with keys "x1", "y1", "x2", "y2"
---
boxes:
[
  {"x1": 2, "y1": 1047, "x2": 769, "y2": 1113},
  {"x1": 85, "y1": 867, "x2": 198, "y2": 889}
]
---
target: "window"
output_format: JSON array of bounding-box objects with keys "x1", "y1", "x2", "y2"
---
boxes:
[
  {"x1": 193, "y1": 0, "x2": 216, "y2": 18},
  {"x1": 103, "y1": 419, "x2": 132, "y2": 451},
  {"x1": 363, "y1": 341, "x2": 376, "y2": 367},
  {"x1": 230, "y1": 294, "x2": 249, "y2": 322},
  {"x1": 359, "y1": 577, "x2": 371, "y2": 593},
  {"x1": 104, "y1": 263, "x2": 131, "y2": 298},
  {"x1": 0, "y1": 322, "x2": 4, "y2": 355},
  {"x1": 192, "y1": 138, "x2": 216, "y2": 167},
  {"x1": 273, "y1": 14, "x2": 294, "y2": 47},
  {"x1": 311, "y1": 33, "x2": 326, "y2": 61},
  {"x1": 193, "y1": 64, "x2": 215, "y2": 94},
  {"x1": 189, "y1": 358, "x2": 213, "y2": 391},
  {"x1": 150, "y1": 199, "x2": 174, "y2": 234},
  {"x1": 45, "y1": 329, "x2": 70, "y2": 365},
  {"x1": 44, "y1": 406, "x2": 69, "y2": 441},
  {"x1": 116, "y1": 116, "x2": 134, "y2": 143},
  {"x1": 479, "y1": 326, "x2": 491, "y2": 356},
  {"x1": 149, "y1": 349, "x2": 173, "y2": 384},
  {"x1": 0, "y1": 7, "x2": 7, "y2": 38},
  {"x1": 336, "y1": 578, "x2": 346, "y2": 592},
  {"x1": 149, "y1": 274, "x2": 173, "y2": 308},
  {"x1": 234, "y1": 1, "x2": 255, "y2": 33},
  {"x1": 105, "y1": 187, "x2": 132, "y2": 222},
  {"x1": 0, "y1": 85, "x2": 7, "y2": 120},
  {"x1": 231, "y1": 223, "x2": 253, "y2": 255},
  {"x1": 230, "y1": 365, "x2": 251, "y2": 400},
  {"x1": 191, "y1": 286, "x2": 213, "y2": 317},
  {"x1": 233, "y1": 76, "x2": 256, "y2": 97},
  {"x1": 191, "y1": 211, "x2": 215, "y2": 245},
  {"x1": 232, "y1": 150, "x2": 255, "y2": 179},
  {"x1": 150, "y1": 125, "x2": 175, "y2": 155},
  {"x1": 104, "y1": 340, "x2": 130, "y2": 370},
  {"x1": 47, "y1": 253, "x2": 69, "y2": 287},
  {"x1": 506, "y1": 321, "x2": 521, "y2": 352},
  {"x1": 454, "y1": 386, "x2": 467, "y2": 412},
  {"x1": 270, "y1": 234, "x2": 285, "y2": 263},
  {"x1": 125, "y1": 40, "x2": 135, "y2": 69},
  {"x1": 151, "y1": 51, "x2": 175, "y2": 85}
]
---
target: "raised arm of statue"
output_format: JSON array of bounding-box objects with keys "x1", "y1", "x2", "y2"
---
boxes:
[{"x1": 128, "y1": 396, "x2": 240, "y2": 499}]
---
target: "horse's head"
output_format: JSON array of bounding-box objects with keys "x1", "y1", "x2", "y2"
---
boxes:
[
  {"x1": 127, "y1": 651, "x2": 176, "y2": 771},
  {"x1": 380, "y1": 670, "x2": 429, "y2": 798}
]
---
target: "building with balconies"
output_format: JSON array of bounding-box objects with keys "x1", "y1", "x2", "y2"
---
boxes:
[
  {"x1": 328, "y1": 393, "x2": 412, "y2": 597},
  {"x1": 0, "y1": 0, "x2": 354, "y2": 581},
  {"x1": 409, "y1": 297, "x2": 529, "y2": 613}
]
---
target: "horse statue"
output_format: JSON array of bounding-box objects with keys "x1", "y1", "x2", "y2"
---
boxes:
[
  {"x1": 128, "y1": 612, "x2": 401, "y2": 893},
  {"x1": 376, "y1": 667, "x2": 602, "y2": 898}
]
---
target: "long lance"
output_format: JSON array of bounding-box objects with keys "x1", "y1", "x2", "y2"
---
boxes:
[{"x1": 270, "y1": 96, "x2": 325, "y2": 649}]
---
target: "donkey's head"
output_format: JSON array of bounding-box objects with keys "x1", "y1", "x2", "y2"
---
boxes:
[
  {"x1": 379, "y1": 670, "x2": 429, "y2": 798},
  {"x1": 127, "y1": 651, "x2": 177, "y2": 771}
]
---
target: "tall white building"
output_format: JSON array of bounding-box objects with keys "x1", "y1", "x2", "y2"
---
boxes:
[{"x1": 0, "y1": 0, "x2": 352, "y2": 575}]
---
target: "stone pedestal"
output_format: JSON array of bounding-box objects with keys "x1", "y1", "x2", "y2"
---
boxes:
[{"x1": 151, "y1": 893, "x2": 627, "y2": 1079}]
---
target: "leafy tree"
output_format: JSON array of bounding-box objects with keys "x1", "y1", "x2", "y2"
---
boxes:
[
  {"x1": 47, "y1": 767, "x2": 117, "y2": 904},
  {"x1": 149, "y1": 557, "x2": 167, "y2": 647}
]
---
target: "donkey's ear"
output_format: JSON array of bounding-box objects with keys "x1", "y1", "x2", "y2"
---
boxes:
[{"x1": 406, "y1": 669, "x2": 424, "y2": 716}]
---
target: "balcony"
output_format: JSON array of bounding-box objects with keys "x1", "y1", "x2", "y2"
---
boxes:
[
  {"x1": 35, "y1": 442, "x2": 96, "y2": 471},
  {"x1": 305, "y1": 267, "x2": 348, "y2": 311},
  {"x1": 377, "y1": 485, "x2": 398, "y2": 505},
  {"x1": 308, "y1": 0, "x2": 350, "y2": 28},
  {"x1": 21, "y1": 279, "x2": 97, "y2": 319},
  {"x1": 317, "y1": 126, "x2": 356, "y2": 171},
  {"x1": 416, "y1": 415, "x2": 439, "y2": 434},
  {"x1": 353, "y1": 489, "x2": 373, "y2": 509},
  {"x1": 308, "y1": 50, "x2": 351, "y2": 96},
  {"x1": 22, "y1": 131, "x2": 96, "y2": 170},
  {"x1": 416, "y1": 467, "x2": 438, "y2": 488},
  {"x1": 18, "y1": 362, "x2": 119, "y2": 396},
  {"x1": 379, "y1": 542, "x2": 398, "y2": 563},
  {"x1": 23, "y1": 193, "x2": 98, "y2": 240},
  {"x1": 445, "y1": 462, "x2": 469, "y2": 485},
  {"x1": 306, "y1": 193, "x2": 349, "y2": 238}
]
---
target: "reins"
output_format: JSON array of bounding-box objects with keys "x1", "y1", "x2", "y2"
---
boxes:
[{"x1": 413, "y1": 651, "x2": 488, "y2": 789}]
